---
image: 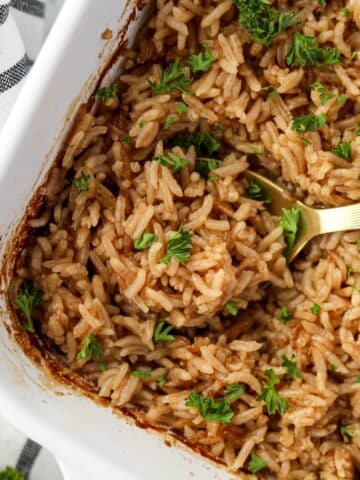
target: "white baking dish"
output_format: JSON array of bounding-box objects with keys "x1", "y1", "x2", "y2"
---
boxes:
[{"x1": 0, "y1": 1, "x2": 235, "y2": 479}]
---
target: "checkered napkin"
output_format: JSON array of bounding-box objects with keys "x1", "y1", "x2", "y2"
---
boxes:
[{"x1": 0, "y1": 1, "x2": 63, "y2": 477}]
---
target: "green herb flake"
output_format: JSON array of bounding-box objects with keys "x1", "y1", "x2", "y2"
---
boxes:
[
  {"x1": 356, "y1": 122, "x2": 360, "y2": 136},
  {"x1": 163, "y1": 114, "x2": 178, "y2": 130},
  {"x1": 336, "y1": 95, "x2": 347, "y2": 106},
  {"x1": 234, "y1": 0, "x2": 299, "y2": 46},
  {"x1": 356, "y1": 238, "x2": 360, "y2": 247},
  {"x1": 157, "y1": 376, "x2": 167, "y2": 387},
  {"x1": 333, "y1": 141, "x2": 352, "y2": 159},
  {"x1": 328, "y1": 364, "x2": 337, "y2": 372},
  {"x1": 76, "y1": 333, "x2": 106, "y2": 371},
  {"x1": 171, "y1": 131, "x2": 220, "y2": 157},
  {"x1": 248, "y1": 453, "x2": 267, "y2": 474},
  {"x1": 292, "y1": 113, "x2": 327, "y2": 133},
  {"x1": 0, "y1": 466, "x2": 26, "y2": 480},
  {"x1": 278, "y1": 305, "x2": 293, "y2": 324},
  {"x1": 188, "y1": 45, "x2": 214, "y2": 74},
  {"x1": 148, "y1": 59, "x2": 192, "y2": 95},
  {"x1": 153, "y1": 321, "x2": 174, "y2": 344},
  {"x1": 15, "y1": 282, "x2": 44, "y2": 333},
  {"x1": 342, "y1": 7, "x2": 350, "y2": 16},
  {"x1": 311, "y1": 81, "x2": 335, "y2": 106},
  {"x1": 175, "y1": 102, "x2": 188, "y2": 114},
  {"x1": 286, "y1": 33, "x2": 341, "y2": 67},
  {"x1": 185, "y1": 391, "x2": 234, "y2": 424},
  {"x1": 139, "y1": 120, "x2": 147, "y2": 128},
  {"x1": 159, "y1": 227, "x2": 192, "y2": 264},
  {"x1": 348, "y1": 266, "x2": 355, "y2": 276},
  {"x1": 134, "y1": 233, "x2": 158, "y2": 250},
  {"x1": 95, "y1": 83, "x2": 117, "y2": 102},
  {"x1": 131, "y1": 370, "x2": 152, "y2": 379},
  {"x1": 246, "y1": 178, "x2": 269, "y2": 202},
  {"x1": 352, "y1": 51, "x2": 358, "y2": 60},
  {"x1": 280, "y1": 207, "x2": 301, "y2": 258},
  {"x1": 256, "y1": 369, "x2": 290, "y2": 415},
  {"x1": 318, "y1": 0, "x2": 326, "y2": 6},
  {"x1": 224, "y1": 383, "x2": 245, "y2": 402},
  {"x1": 196, "y1": 158, "x2": 221, "y2": 179},
  {"x1": 303, "y1": 138, "x2": 312, "y2": 147},
  {"x1": 122, "y1": 135, "x2": 132, "y2": 145},
  {"x1": 153, "y1": 152, "x2": 188, "y2": 172},
  {"x1": 72, "y1": 171, "x2": 90, "y2": 193},
  {"x1": 340, "y1": 425, "x2": 354, "y2": 443},
  {"x1": 311, "y1": 303, "x2": 321, "y2": 315},
  {"x1": 225, "y1": 301, "x2": 238, "y2": 316},
  {"x1": 282, "y1": 354, "x2": 302, "y2": 379},
  {"x1": 208, "y1": 175, "x2": 220, "y2": 182},
  {"x1": 355, "y1": 376, "x2": 360, "y2": 383}
]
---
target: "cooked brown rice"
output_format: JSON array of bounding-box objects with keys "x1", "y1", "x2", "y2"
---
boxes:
[{"x1": 9, "y1": 0, "x2": 360, "y2": 477}]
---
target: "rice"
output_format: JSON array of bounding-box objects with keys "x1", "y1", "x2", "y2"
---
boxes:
[{"x1": 8, "y1": 0, "x2": 360, "y2": 477}]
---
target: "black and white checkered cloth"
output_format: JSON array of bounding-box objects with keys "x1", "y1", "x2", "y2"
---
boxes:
[{"x1": 0, "y1": 0, "x2": 63, "y2": 477}]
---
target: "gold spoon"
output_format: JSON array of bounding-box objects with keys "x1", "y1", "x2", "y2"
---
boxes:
[{"x1": 246, "y1": 170, "x2": 360, "y2": 262}]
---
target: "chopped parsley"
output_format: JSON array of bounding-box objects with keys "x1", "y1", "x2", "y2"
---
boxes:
[
  {"x1": 311, "y1": 303, "x2": 321, "y2": 315},
  {"x1": 328, "y1": 364, "x2": 337, "y2": 372},
  {"x1": 357, "y1": 238, "x2": 360, "y2": 247},
  {"x1": 95, "y1": 83, "x2": 117, "y2": 102},
  {"x1": 188, "y1": 45, "x2": 214, "y2": 74},
  {"x1": 157, "y1": 376, "x2": 167, "y2": 387},
  {"x1": 153, "y1": 152, "x2": 188, "y2": 172},
  {"x1": 122, "y1": 135, "x2": 132, "y2": 145},
  {"x1": 340, "y1": 425, "x2": 353, "y2": 443},
  {"x1": 311, "y1": 81, "x2": 335, "y2": 105},
  {"x1": 248, "y1": 453, "x2": 267, "y2": 474},
  {"x1": 286, "y1": 33, "x2": 341, "y2": 67},
  {"x1": 148, "y1": 59, "x2": 192, "y2": 95},
  {"x1": 333, "y1": 141, "x2": 352, "y2": 159},
  {"x1": 261, "y1": 85, "x2": 278, "y2": 99},
  {"x1": 76, "y1": 334, "x2": 106, "y2": 371},
  {"x1": 0, "y1": 467, "x2": 26, "y2": 480},
  {"x1": 318, "y1": 0, "x2": 326, "y2": 6},
  {"x1": 131, "y1": 370, "x2": 152, "y2": 379},
  {"x1": 278, "y1": 305, "x2": 293, "y2": 324},
  {"x1": 257, "y1": 369, "x2": 290, "y2": 416},
  {"x1": 356, "y1": 376, "x2": 360, "y2": 383},
  {"x1": 196, "y1": 158, "x2": 221, "y2": 179},
  {"x1": 163, "y1": 114, "x2": 178, "y2": 130},
  {"x1": 225, "y1": 301, "x2": 238, "y2": 316},
  {"x1": 153, "y1": 322, "x2": 174, "y2": 344},
  {"x1": 336, "y1": 95, "x2": 347, "y2": 106},
  {"x1": 15, "y1": 282, "x2": 44, "y2": 333},
  {"x1": 279, "y1": 207, "x2": 301, "y2": 258},
  {"x1": 303, "y1": 138, "x2": 312, "y2": 147},
  {"x1": 134, "y1": 233, "x2": 158, "y2": 250},
  {"x1": 292, "y1": 113, "x2": 327, "y2": 133},
  {"x1": 245, "y1": 178, "x2": 269, "y2": 202},
  {"x1": 224, "y1": 383, "x2": 245, "y2": 402},
  {"x1": 356, "y1": 122, "x2": 360, "y2": 136},
  {"x1": 139, "y1": 120, "x2": 147, "y2": 128},
  {"x1": 72, "y1": 171, "x2": 90, "y2": 192},
  {"x1": 185, "y1": 391, "x2": 234, "y2": 424},
  {"x1": 175, "y1": 102, "x2": 188, "y2": 114},
  {"x1": 282, "y1": 354, "x2": 302, "y2": 379},
  {"x1": 342, "y1": 8, "x2": 350, "y2": 16},
  {"x1": 159, "y1": 227, "x2": 192, "y2": 264},
  {"x1": 234, "y1": 0, "x2": 299, "y2": 46},
  {"x1": 170, "y1": 131, "x2": 220, "y2": 157},
  {"x1": 348, "y1": 266, "x2": 355, "y2": 276}
]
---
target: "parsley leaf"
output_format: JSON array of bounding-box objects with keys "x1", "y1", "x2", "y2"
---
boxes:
[
  {"x1": 185, "y1": 391, "x2": 234, "y2": 424},
  {"x1": 356, "y1": 122, "x2": 360, "y2": 136},
  {"x1": 292, "y1": 113, "x2": 327, "y2": 133},
  {"x1": 311, "y1": 81, "x2": 335, "y2": 105},
  {"x1": 225, "y1": 383, "x2": 245, "y2": 402},
  {"x1": 356, "y1": 376, "x2": 360, "y2": 383},
  {"x1": 131, "y1": 370, "x2": 152, "y2": 379},
  {"x1": 333, "y1": 141, "x2": 352, "y2": 159},
  {"x1": 279, "y1": 207, "x2": 301, "y2": 258},
  {"x1": 225, "y1": 301, "x2": 238, "y2": 316},
  {"x1": 95, "y1": 83, "x2": 117, "y2": 102},
  {"x1": 153, "y1": 152, "x2": 188, "y2": 172},
  {"x1": 159, "y1": 227, "x2": 192, "y2": 264},
  {"x1": 278, "y1": 305, "x2": 293, "y2": 324},
  {"x1": 328, "y1": 364, "x2": 337, "y2": 372},
  {"x1": 318, "y1": 0, "x2": 326, "y2": 6},
  {"x1": 157, "y1": 376, "x2": 167, "y2": 387},
  {"x1": 246, "y1": 179, "x2": 269, "y2": 202},
  {"x1": 175, "y1": 102, "x2": 188, "y2": 114},
  {"x1": 153, "y1": 322, "x2": 174, "y2": 344},
  {"x1": 257, "y1": 369, "x2": 290, "y2": 415},
  {"x1": 139, "y1": 120, "x2": 147, "y2": 128},
  {"x1": 286, "y1": 33, "x2": 341, "y2": 67},
  {"x1": 188, "y1": 45, "x2": 214, "y2": 74},
  {"x1": 122, "y1": 135, "x2": 132, "y2": 145},
  {"x1": 248, "y1": 453, "x2": 267, "y2": 474},
  {"x1": 234, "y1": 0, "x2": 299, "y2": 46},
  {"x1": 15, "y1": 282, "x2": 44, "y2": 333},
  {"x1": 76, "y1": 334, "x2": 106, "y2": 371},
  {"x1": 342, "y1": 7, "x2": 350, "y2": 16},
  {"x1": 311, "y1": 302, "x2": 321, "y2": 315},
  {"x1": 303, "y1": 138, "x2": 312, "y2": 147},
  {"x1": 134, "y1": 233, "x2": 158, "y2": 250},
  {"x1": 196, "y1": 158, "x2": 222, "y2": 179},
  {"x1": 282, "y1": 354, "x2": 302, "y2": 379},
  {"x1": 163, "y1": 114, "x2": 178, "y2": 130},
  {"x1": 72, "y1": 171, "x2": 90, "y2": 192},
  {"x1": 170, "y1": 131, "x2": 220, "y2": 157},
  {"x1": 340, "y1": 425, "x2": 353, "y2": 443},
  {"x1": 148, "y1": 59, "x2": 192, "y2": 95},
  {"x1": 336, "y1": 95, "x2": 347, "y2": 106},
  {"x1": 0, "y1": 467, "x2": 26, "y2": 480}
]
